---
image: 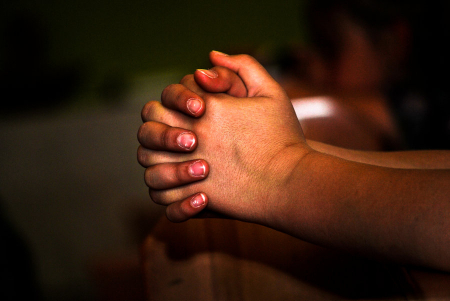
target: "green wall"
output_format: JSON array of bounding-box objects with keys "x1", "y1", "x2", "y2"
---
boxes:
[{"x1": 1, "y1": 0, "x2": 307, "y2": 104}]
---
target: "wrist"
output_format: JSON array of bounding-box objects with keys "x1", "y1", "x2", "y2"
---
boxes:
[
  {"x1": 262, "y1": 143, "x2": 317, "y2": 228},
  {"x1": 267, "y1": 146, "x2": 343, "y2": 246}
]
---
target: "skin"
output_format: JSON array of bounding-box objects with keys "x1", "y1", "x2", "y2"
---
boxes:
[{"x1": 137, "y1": 51, "x2": 450, "y2": 272}]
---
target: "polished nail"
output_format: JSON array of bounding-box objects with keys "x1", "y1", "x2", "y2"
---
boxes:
[
  {"x1": 189, "y1": 160, "x2": 206, "y2": 177},
  {"x1": 197, "y1": 69, "x2": 218, "y2": 79},
  {"x1": 187, "y1": 98, "x2": 202, "y2": 115},
  {"x1": 177, "y1": 132, "x2": 196, "y2": 150},
  {"x1": 190, "y1": 193, "x2": 206, "y2": 208}
]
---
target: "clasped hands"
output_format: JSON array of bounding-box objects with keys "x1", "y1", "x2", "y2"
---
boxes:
[{"x1": 137, "y1": 51, "x2": 311, "y2": 226}]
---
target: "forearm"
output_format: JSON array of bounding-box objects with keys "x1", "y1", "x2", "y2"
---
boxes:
[
  {"x1": 307, "y1": 140, "x2": 450, "y2": 169},
  {"x1": 272, "y1": 150, "x2": 450, "y2": 271},
  {"x1": 142, "y1": 52, "x2": 450, "y2": 270}
]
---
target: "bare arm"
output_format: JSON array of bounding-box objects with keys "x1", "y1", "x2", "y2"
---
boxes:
[
  {"x1": 274, "y1": 149, "x2": 450, "y2": 271},
  {"x1": 138, "y1": 52, "x2": 450, "y2": 272},
  {"x1": 193, "y1": 52, "x2": 450, "y2": 171},
  {"x1": 307, "y1": 140, "x2": 450, "y2": 169}
]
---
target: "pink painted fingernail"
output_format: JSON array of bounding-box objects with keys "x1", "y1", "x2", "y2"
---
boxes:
[
  {"x1": 177, "y1": 132, "x2": 196, "y2": 150},
  {"x1": 187, "y1": 98, "x2": 202, "y2": 115},
  {"x1": 190, "y1": 193, "x2": 206, "y2": 208},
  {"x1": 188, "y1": 160, "x2": 206, "y2": 177},
  {"x1": 197, "y1": 69, "x2": 218, "y2": 79}
]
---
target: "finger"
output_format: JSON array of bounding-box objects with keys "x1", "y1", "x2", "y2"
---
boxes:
[
  {"x1": 137, "y1": 121, "x2": 197, "y2": 152},
  {"x1": 179, "y1": 74, "x2": 206, "y2": 96},
  {"x1": 194, "y1": 66, "x2": 248, "y2": 97},
  {"x1": 141, "y1": 100, "x2": 192, "y2": 128},
  {"x1": 149, "y1": 179, "x2": 206, "y2": 208},
  {"x1": 165, "y1": 193, "x2": 208, "y2": 223},
  {"x1": 209, "y1": 51, "x2": 284, "y2": 99},
  {"x1": 144, "y1": 159, "x2": 209, "y2": 190},
  {"x1": 161, "y1": 83, "x2": 206, "y2": 117},
  {"x1": 137, "y1": 146, "x2": 193, "y2": 167}
]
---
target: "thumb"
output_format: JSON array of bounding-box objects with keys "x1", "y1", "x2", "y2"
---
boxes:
[
  {"x1": 194, "y1": 66, "x2": 248, "y2": 98},
  {"x1": 209, "y1": 51, "x2": 285, "y2": 99}
]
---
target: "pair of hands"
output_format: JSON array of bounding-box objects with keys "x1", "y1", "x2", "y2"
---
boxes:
[{"x1": 137, "y1": 51, "x2": 310, "y2": 225}]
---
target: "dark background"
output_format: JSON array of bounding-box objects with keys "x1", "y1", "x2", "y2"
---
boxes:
[{"x1": 0, "y1": 1, "x2": 306, "y2": 300}]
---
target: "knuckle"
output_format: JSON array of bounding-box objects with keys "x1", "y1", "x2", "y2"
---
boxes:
[
  {"x1": 141, "y1": 101, "x2": 160, "y2": 121},
  {"x1": 165, "y1": 205, "x2": 186, "y2": 223},
  {"x1": 159, "y1": 126, "x2": 172, "y2": 149},
  {"x1": 137, "y1": 123, "x2": 147, "y2": 144},
  {"x1": 179, "y1": 74, "x2": 194, "y2": 85},
  {"x1": 161, "y1": 84, "x2": 176, "y2": 101},
  {"x1": 137, "y1": 122, "x2": 155, "y2": 147},
  {"x1": 144, "y1": 168, "x2": 156, "y2": 188},
  {"x1": 165, "y1": 209, "x2": 178, "y2": 223},
  {"x1": 237, "y1": 54, "x2": 255, "y2": 64},
  {"x1": 174, "y1": 164, "x2": 186, "y2": 183},
  {"x1": 137, "y1": 146, "x2": 144, "y2": 163},
  {"x1": 137, "y1": 146, "x2": 148, "y2": 166},
  {"x1": 149, "y1": 189, "x2": 164, "y2": 205},
  {"x1": 149, "y1": 189, "x2": 174, "y2": 206}
]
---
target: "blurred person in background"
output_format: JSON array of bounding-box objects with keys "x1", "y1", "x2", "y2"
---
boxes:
[{"x1": 268, "y1": 0, "x2": 450, "y2": 151}]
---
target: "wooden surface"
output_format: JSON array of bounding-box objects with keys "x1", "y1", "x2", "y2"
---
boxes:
[{"x1": 141, "y1": 217, "x2": 450, "y2": 300}]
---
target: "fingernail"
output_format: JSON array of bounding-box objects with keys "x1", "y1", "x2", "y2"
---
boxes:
[
  {"x1": 212, "y1": 50, "x2": 229, "y2": 56},
  {"x1": 187, "y1": 98, "x2": 202, "y2": 115},
  {"x1": 189, "y1": 160, "x2": 206, "y2": 177},
  {"x1": 190, "y1": 193, "x2": 206, "y2": 208},
  {"x1": 177, "y1": 132, "x2": 196, "y2": 150},
  {"x1": 197, "y1": 69, "x2": 218, "y2": 79}
]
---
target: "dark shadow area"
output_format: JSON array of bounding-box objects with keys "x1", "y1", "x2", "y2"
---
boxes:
[
  {"x1": 0, "y1": 195, "x2": 42, "y2": 301},
  {"x1": 146, "y1": 217, "x2": 416, "y2": 300},
  {"x1": 0, "y1": 11, "x2": 83, "y2": 117}
]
